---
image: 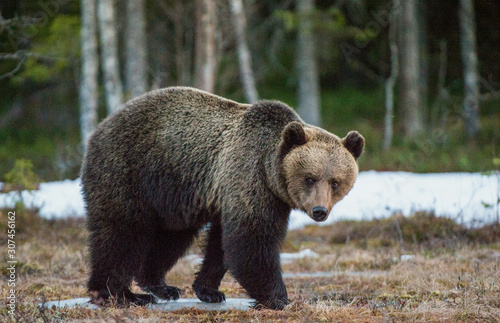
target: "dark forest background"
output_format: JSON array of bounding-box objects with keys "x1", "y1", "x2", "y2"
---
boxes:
[{"x1": 0, "y1": 0, "x2": 499, "y2": 181}]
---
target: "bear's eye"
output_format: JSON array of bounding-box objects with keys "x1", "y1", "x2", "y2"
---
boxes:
[
  {"x1": 332, "y1": 181, "x2": 339, "y2": 189},
  {"x1": 305, "y1": 177, "x2": 316, "y2": 186}
]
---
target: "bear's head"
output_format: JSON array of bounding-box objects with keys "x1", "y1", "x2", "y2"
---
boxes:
[{"x1": 279, "y1": 121, "x2": 364, "y2": 222}]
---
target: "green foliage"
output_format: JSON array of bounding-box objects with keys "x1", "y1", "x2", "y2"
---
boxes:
[
  {"x1": 3, "y1": 159, "x2": 42, "y2": 229},
  {"x1": 0, "y1": 2, "x2": 497, "y2": 181},
  {"x1": 14, "y1": 15, "x2": 80, "y2": 84},
  {"x1": 274, "y1": 7, "x2": 347, "y2": 33},
  {"x1": 319, "y1": 87, "x2": 500, "y2": 173},
  {"x1": 5, "y1": 158, "x2": 40, "y2": 191},
  {"x1": 274, "y1": 10, "x2": 297, "y2": 31}
]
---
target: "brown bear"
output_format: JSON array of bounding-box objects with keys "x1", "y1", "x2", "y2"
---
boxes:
[{"x1": 81, "y1": 87, "x2": 364, "y2": 310}]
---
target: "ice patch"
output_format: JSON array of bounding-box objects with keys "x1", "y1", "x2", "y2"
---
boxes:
[
  {"x1": 42, "y1": 298, "x2": 98, "y2": 310},
  {"x1": 41, "y1": 297, "x2": 253, "y2": 311},
  {"x1": 283, "y1": 270, "x2": 388, "y2": 279},
  {"x1": 183, "y1": 249, "x2": 320, "y2": 265}
]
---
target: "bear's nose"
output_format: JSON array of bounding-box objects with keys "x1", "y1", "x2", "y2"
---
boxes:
[{"x1": 312, "y1": 206, "x2": 328, "y2": 221}]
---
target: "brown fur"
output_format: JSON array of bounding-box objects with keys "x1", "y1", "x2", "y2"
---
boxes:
[
  {"x1": 81, "y1": 87, "x2": 364, "y2": 309},
  {"x1": 282, "y1": 124, "x2": 361, "y2": 219}
]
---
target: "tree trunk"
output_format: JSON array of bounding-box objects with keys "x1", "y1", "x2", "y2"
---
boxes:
[
  {"x1": 194, "y1": 0, "x2": 217, "y2": 92},
  {"x1": 172, "y1": 1, "x2": 187, "y2": 85},
  {"x1": 97, "y1": 0, "x2": 124, "y2": 114},
  {"x1": 80, "y1": 0, "x2": 99, "y2": 152},
  {"x1": 125, "y1": 0, "x2": 147, "y2": 99},
  {"x1": 431, "y1": 40, "x2": 449, "y2": 128},
  {"x1": 417, "y1": 0, "x2": 429, "y2": 119},
  {"x1": 398, "y1": 0, "x2": 423, "y2": 138},
  {"x1": 296, "y1": 0, "x2": 321, "y2": 126},
  {"x1": 383, "y1": 0, "x2": 399, "y2": 151},
  {"x1": 229, "y1": 0, "x2": 259, "y2": 103},
  {"x1": 459, "y1": 0, "x2": 480, "y2": 138}
]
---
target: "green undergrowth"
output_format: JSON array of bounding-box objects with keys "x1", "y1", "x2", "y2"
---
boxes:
[
  {"x1": 260, "y1": 85, "x2": 500, "y2": 173},
  {"x1": 2, "y1": 86, "x2": 499, "y2": 181}
]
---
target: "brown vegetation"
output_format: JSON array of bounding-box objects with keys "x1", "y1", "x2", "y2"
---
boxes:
[{"x1": 1, "y1": 209, "x2": 499, "y2": 322}]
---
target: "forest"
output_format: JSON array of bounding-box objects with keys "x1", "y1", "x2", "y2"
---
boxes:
[{"x1": 0, "y1": 0, "x2": 498, "y2": 181}]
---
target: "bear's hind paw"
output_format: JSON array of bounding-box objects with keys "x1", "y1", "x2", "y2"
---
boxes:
[
  {"x1": 89, "y1": 289, "x2": 156, "y2": 307},
  {"x1": 130, "y1": 293, "x2": 157, "y2": 306}
]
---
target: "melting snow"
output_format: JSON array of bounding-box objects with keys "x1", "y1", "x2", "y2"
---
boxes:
[{"x1": 1, "y1": 171, "x2": 498, "y2": 229}]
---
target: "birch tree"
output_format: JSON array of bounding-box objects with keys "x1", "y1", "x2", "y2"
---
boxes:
[
  {"x1": 398, "y1": 0, "x2": 423, "y2": 138},
  {"x1": 229, "y1": 0, "x2": 259, "y2": 103},
  {"x1": 417, "y1": 0, "x2": 429, "y2": 117},
  {"x1": 383, "y1": 0, "x2": 399, "y2": 150},
  {"x1": 459, "y1": 0, "x2": 480, "y2": 137},
  {"x1": 194, "y1": 0, "x2": 217, "y2": 92},
  {"x1": 125, "y1": 0, "x2": 147, "y2": 98},
  {"x1": 97, "y1": 0, "x2": 123, "y2": 114},
  {"x1": 80, "y1": 0, "x2": 99, "y2": 152},
  {"x1": 296, "y1": 0, "x2": 321, "y2": 126}
]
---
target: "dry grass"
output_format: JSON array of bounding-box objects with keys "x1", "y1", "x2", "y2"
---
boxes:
[{"x1": 1, "y1": 209, "x2": 499, "y2": 322}]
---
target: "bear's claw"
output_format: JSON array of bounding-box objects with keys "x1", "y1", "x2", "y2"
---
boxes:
[
  {"x1": 142, "y1": 284, "x2": 181, "y2": 301},
  {"x1": 194, "y1": 286, "x2": 226, "y2": 303}
]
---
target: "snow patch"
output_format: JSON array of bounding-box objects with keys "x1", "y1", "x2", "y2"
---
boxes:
[
  {"x1": 0, "y1": 172, "x2": 498, "y2": 228},
  {"x1": 280, "y1": 249, "x2": 319, "y2": 263},
  {"x1": 289, "y1": 171, "x2": 499, "y2": 229},
  {"x1": 0, "y1": 179, "x2": 84, "y2": 219}
]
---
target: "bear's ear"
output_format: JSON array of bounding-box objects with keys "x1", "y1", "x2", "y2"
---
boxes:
[
  {"x1": 342, "y1": 131, "x2": 365, "y2": 159},
  {"x1": 282, "y1": 121, "x2": 307, "y2": 151}
]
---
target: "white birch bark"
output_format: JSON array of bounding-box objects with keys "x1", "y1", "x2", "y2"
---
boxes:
[
  {"x1": 459, "y1": 0, "x2": 480, "y2": 137},
  {"x1": 229, "y1": 0, "x2": 259, "y2": 103},
  {"x1": 80, "y1": 0, "x2": 99, "y2": 152},
  {"x1": 125, "y1": 0, "x2": 148, "y2": 98},
  {"x1": 194, "y1": 0, "x2": 217, "y2": 93},
  {"x1": 399, "y1": 0, "x2": 423, "y2": 138},
  {"x1": 97, "y1": 0, "x2": 124, "y2": 114},
  {"x1": 296, "y1": 0, "x2": 321, "y2": 126},
  {"x1": 383, "y1": 0, "x2": 399, "y2": 150}
]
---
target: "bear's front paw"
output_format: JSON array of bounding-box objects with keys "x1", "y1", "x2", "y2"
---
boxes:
[
  {"x1": 142, "y1": 284, "x2": 181, "y2": 301},
  {"x1": 194, "y1": 286, "x2": 226, "y2": 303}
]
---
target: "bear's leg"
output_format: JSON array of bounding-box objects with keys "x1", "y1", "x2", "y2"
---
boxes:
[
  {"x1": 193, "y1": 221, "x2": 227, "y2": 303},
  {"x1": 88, "y1": 226, "x2": 153, "y2": 306},
  {"x1": 137, "y1": 228, "x2": 197, "y2": 301},
  {"x1": 222, "y1": 222, "x2": 289, "y2": 310}
]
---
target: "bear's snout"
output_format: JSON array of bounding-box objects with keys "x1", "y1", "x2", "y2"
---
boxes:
[{"x1": 312, "y1": 206, "x2": 328, "y2": 222}]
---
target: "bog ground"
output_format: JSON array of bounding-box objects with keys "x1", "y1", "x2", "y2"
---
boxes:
[{"x1": 1, "y1": 213, "x2": 499, "y2": 322}]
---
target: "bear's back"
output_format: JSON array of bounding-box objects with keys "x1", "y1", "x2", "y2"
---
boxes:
[
  {"x1": 82, "y1": 87, "x2": 303, "y2": 229},
  {"x1": 82, "y1": 87, "x2": 251, "y2": 228}
]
